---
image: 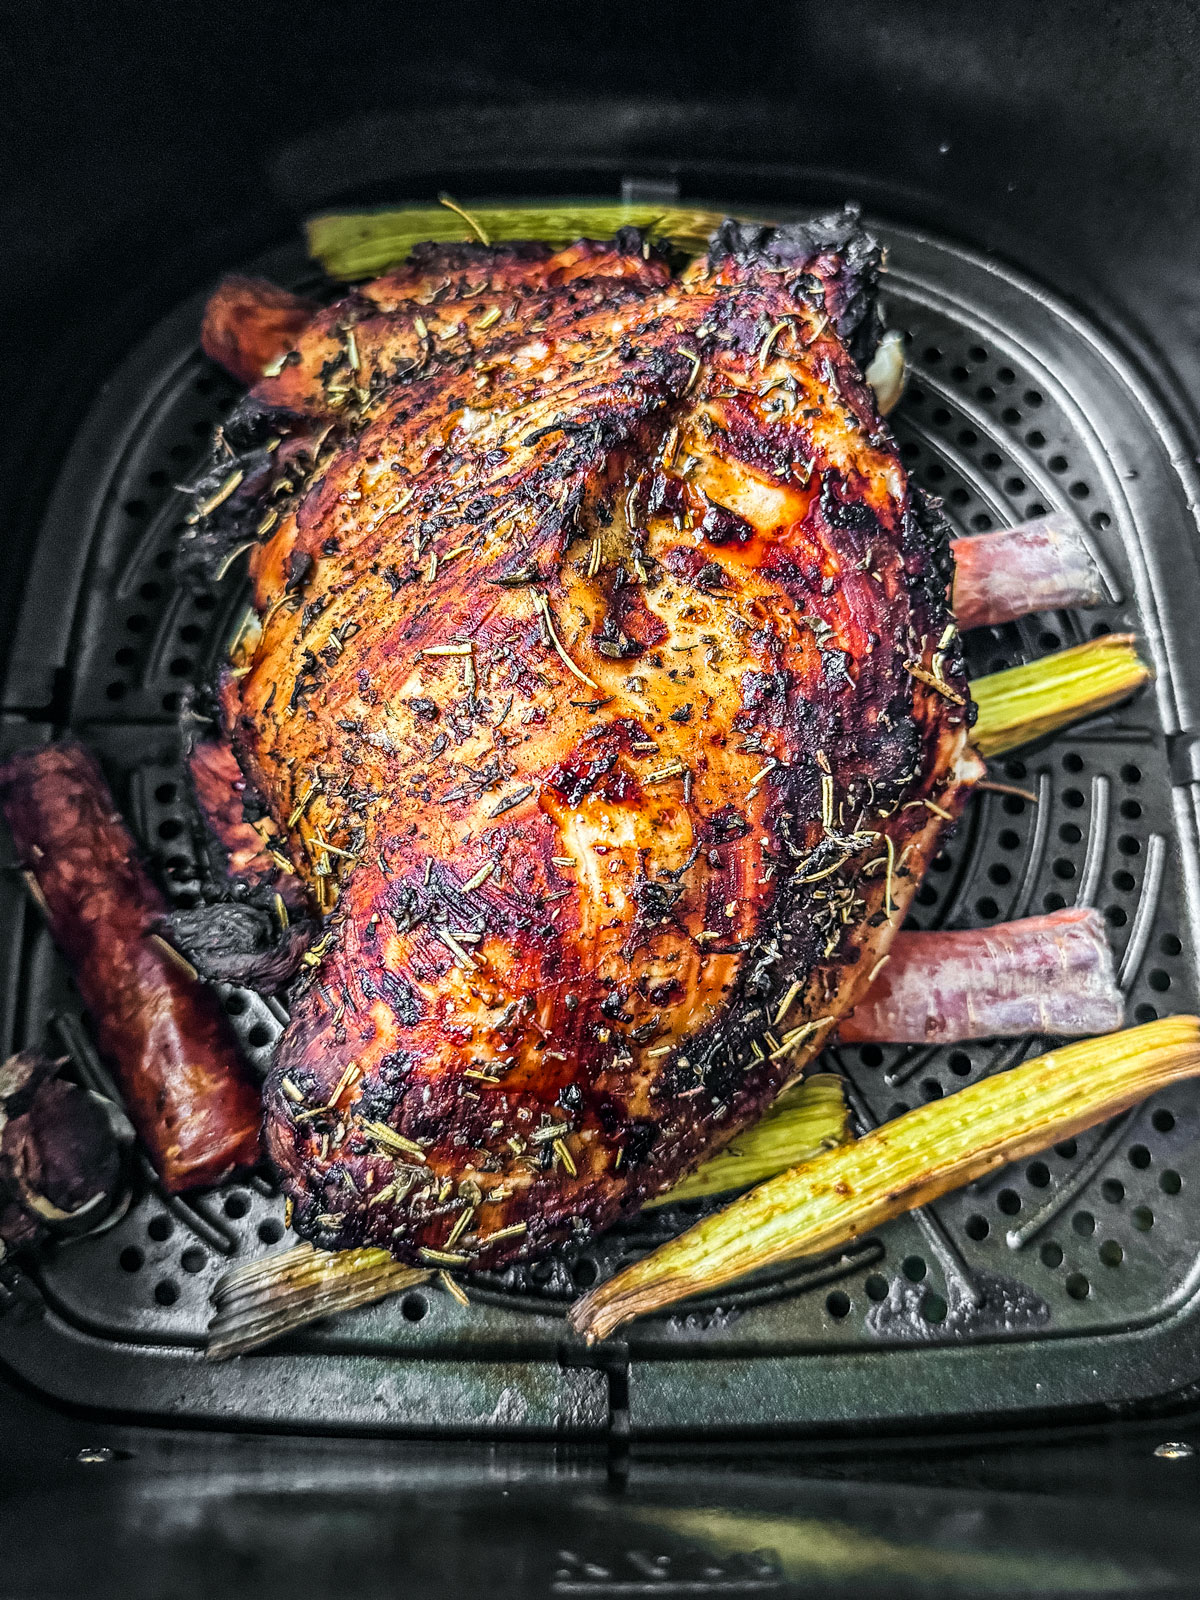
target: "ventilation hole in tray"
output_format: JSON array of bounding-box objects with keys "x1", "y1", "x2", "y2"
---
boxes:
[
  {"x1": 1099, "y1": 1240, "x2": 1123, "y2": 1267},
  {"x1": 1048, "y1": 454, "x2": 1069, "y2": 473},
  {"x1": 1056, "y1": 1139, "x2": 1078, "y2": 1159},
  {"x1": 1133, "y1": 1206, "x2": 1155, "y2": 1232},
  {"x1": 1161, "y1": 1170, "x2": 1183, "y2": 1195},
  {"x1": 1002, "y1": 407, "x2": 1021, "y2": 425},
  {"x1": 902, "y1": 1255, "x2": 927, "y2": 1282},
  {"x1": 1063, "y1": 788, "x2": 1085, "y2": 809},
  {"x1": 1059, "y1": 823, "x2": 1083, "y2": 844},
  {"x1": 864, "y1": 1273, "x2": 889, "y2": 1302},
  {"x1": 826, "y1": 1290, "x2": 851, "y2": 1319},
  {"x1": 224, "y1": 993, "x2": 247, "y2": 1015},
  {"x1": 247, "y1": 1024, "x2": 273, "y2": 1049},
  {"x1": 147, "y1": 1215, "x2": 173, "y2": 1242},
  {"x1": 965, "y1": 1214, "x2": 989, "y2": 1241},
  {"x1": 1102, "y1": 1178, "x2": 1125, "y2": 1204},
  {"x1": 154, "y1": 1280, "x2": 179, "y2": 1307},
  {"x1": 997, "y1": 1189, "x2": 1021, "y2": 1216},
  {"x1": 1135, "y1": 1004, "x2": 1159, "y2": 1024},
  {"x1": 1026, "y1": 429, "x2": 1045, "y2": 447},
  {"x1": 1129, "y1": 1145, "x2": 1152, "y2": 1169},
  {"x1": 858, "y1": 1044, "x2": 884, "y2": 1068},
  {"x1": 921, "y1": 1292, "x2": 948, "y2": 1324},
  {"x1": 1149, "y1": 970, "x2": 1171, "y2": 993},
  {"x1": 180, "y1": 1247, "x2": 206, "y2": 1273},
  {"x1": 1118, "y1": 835, "x2": 1141, "y2": 857},
  {"x1": 1052, "y1": 858, "x2": 1076, "y2": 881},
  {"x1": 1065, "y1": 1272, "x2": 1090, "y2": 1300},
  {"x1": 948, "y1": 1052, "x2": 972, "y2": 1077},
  {"x1": 998, "y1": 829, "x2": 1020, "y2": 850},
  {"x1": 1043, "y1": 892, "x2": 1067, "y2": 912},
  {"x1": 223, "y1": 1192, "x2": 249, "y2": 1219},
  {"x1": 1107, "y1": 904, "x2": 1129, "y2": 931},
  {"x1": 257, "y1": 1219, "x2": 284, "y2": 1245},
  {"x1": 1113, "y1": 870, "x2": 1135, "y2": 892},
  {"x1": 1072, "y1": 1210, "x2": 1096, "y2": 1237},
  {"x1": 1026, "y1": 501, "x2": 1047, "y2": 517},
  {"x1": 920, "y1": 1079, "x2": 943, "y2": 1102},
  {"x1": 105, "y1": 682, "x2": 127, "y2": 701},
  {"x1": 1027, "y1": 1161, "x2": 1051, "y2": 1188},
  {"x1": 114, "y1": 647, "x2": 136, "y2": 667},
  {"x1": 975, "y1": 897, "x2": 999, "y2": 919},
  {"x1": 572, "y1": 1257, "x2": 598, "y2": 1288},
  {"x1": 1005, "y1": 475, "x2": 1026, "y2": 494},
  {"x1": 1041, "y1": 1241, "x2": 1063, "y2": 1268},
  {"x1": 401, "y1": 1292, "x2": 427, "y2": 1323},
  {"x1": 1160, "y1": 933, "x2": 1183, "y2": 957},
  {"x1": 154, "y1": 782, "x2": 178, "y2": 803},
  {"x1": 1152, "y1": 1108, "x2": 1176, "y2": 1134},
  {"x1": 119, "y1": 1246, "x2": 143, "y2": 1272},
  {"x1": 887, "y1": 1101, "x2": 910, "y2": 1119}
]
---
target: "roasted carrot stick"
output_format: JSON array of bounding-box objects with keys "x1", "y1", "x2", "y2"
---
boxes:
[
  {"x1": 841, "y1": 908, "x2": 1123, "y2": 1044},
  {"x1": 0, "y1": 743, "x2": 262, "y2": 1192},
  {"x1": 952, "y1": 513, "x2": 1107, "y2": 631},
  {"x1": 201, "y1": 275, "x2": 316, "y2": 386}
]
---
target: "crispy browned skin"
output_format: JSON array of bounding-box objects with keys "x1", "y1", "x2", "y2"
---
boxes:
[
  {"x1": 196, "y1": 216, "x2": 977, "y2": 1266},
  {"x1": 0, "y1": 744, "x2": 262, "y2": 1192}
]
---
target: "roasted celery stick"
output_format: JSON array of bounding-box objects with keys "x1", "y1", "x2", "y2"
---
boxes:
[
  {"x1": 569, "y1": 1017, "x2": 1200, "y2": 1342},
  {"x1": 971, "y1": 634, "x2": 1150, "y2": 757},
  {"x1": 306, "y1": 202, "x2": 735, "y2": 279},
  {"x1": 648, "y1": 1074, "x2": 849, "y2": 1207},
  {"x1": 206, "y1": 1241, "x2": 429, "y2": 1360}
]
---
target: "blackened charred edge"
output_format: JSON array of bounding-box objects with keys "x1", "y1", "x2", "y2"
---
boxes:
[
  {"x1": 176, "y1": 399, "x2": 307, "y2": 583},
  {"x1": 708, "y1": 205, "x2": 883, "y2": 366}
]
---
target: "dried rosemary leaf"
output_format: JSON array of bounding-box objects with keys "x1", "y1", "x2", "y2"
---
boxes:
[
  {"x1": 570, "y1": 1017, "x2": 1200, "y2": 1342},
  {"x1": 306, "y1": 204, "x2": 741, "y2": 280},
  {"x1": 971, "y1": 634, "x2": 1150, "y2": 758},
  {"x1": 646, "y1": 1074, "x2": 848, "y2": 1207}
]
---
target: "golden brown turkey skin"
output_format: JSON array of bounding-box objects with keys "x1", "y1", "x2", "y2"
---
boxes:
[{"x1": 200, "y1": 216, "x2": 977, "y2": 1267}]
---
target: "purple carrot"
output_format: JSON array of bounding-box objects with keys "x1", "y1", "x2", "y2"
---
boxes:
[
  {"x1": 952, "y1": 513, "x2": 1107, "y2": 631},
  {"x1": 840, "y1": 907, "x2": 1124, "y2": 1044}
]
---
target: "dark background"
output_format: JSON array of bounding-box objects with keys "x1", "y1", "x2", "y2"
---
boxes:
[{"x1": 4, "y1": 3, "x2": 1200, "y2": 1591}]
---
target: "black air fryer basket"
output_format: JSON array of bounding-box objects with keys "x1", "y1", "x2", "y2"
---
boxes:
[{"x1": 5, "y1": 3, "x2": 1200, "y2": 1593}]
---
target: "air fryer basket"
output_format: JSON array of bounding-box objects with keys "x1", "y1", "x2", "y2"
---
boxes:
[{"x1": 3, "y1": 204, "x2": 1200, "y2": 1438}]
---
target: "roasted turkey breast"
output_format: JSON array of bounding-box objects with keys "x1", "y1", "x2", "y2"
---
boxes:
[{"x1": 185, "y1": 209, "x2": 979, "y2": 1269}]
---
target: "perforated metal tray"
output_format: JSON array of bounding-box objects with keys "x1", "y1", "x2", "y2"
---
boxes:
[{"x1": 4, "y1": 207, "x2": 1200, "y2": 1438}]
